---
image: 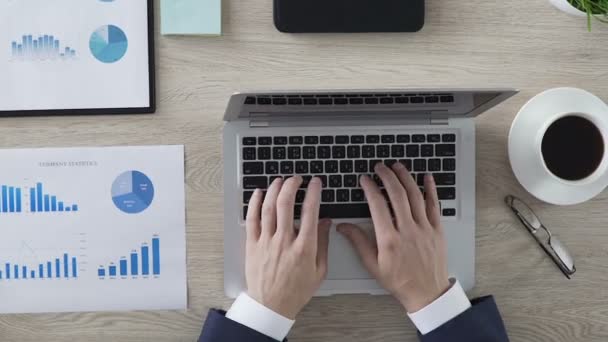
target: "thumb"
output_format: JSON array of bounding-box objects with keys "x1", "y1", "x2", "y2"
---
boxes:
[
  {"x1": 316, "y1": 219, "x2": 332, "y2": 276},
  {"x1": 337, "y1": 223, "x2": 379, "y2": 278}
]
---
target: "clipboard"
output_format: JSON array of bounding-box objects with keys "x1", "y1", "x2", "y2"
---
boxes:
[{"x1": 0, "y1": 0, "x2": 156, "y2": 116}]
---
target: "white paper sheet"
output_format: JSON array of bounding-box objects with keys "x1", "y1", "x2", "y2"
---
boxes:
[
  {"x1": 0, "y1": 0, "x2": 151, "y2": 111},
  {"x1": 0, "y1": 146, "x2": 186, "y2": 313}
]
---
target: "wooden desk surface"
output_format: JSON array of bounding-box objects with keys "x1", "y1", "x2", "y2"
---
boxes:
[{"x1": 2, "y1": 0, "x2": 608, "y2": 341}]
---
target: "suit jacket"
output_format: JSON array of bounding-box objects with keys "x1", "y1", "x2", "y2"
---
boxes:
[{"x1": 198, "y1": 296, "x2": 508, "y2": 342}]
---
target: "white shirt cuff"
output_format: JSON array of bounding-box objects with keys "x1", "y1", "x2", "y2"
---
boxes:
[
  {"x1": 226, "y1": 293, "x2": 295, "y2": 341},
  {"x1": 407, "y1": 279, "x2": 472, "y2": 335}
]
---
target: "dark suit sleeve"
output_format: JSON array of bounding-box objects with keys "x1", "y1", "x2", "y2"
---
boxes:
[
  {"x1": 419, "y1": 296, "x2": 509, "y2": 342},
  {"x1": 198, "y1": 309, "x2": 283, "y2": 342}
]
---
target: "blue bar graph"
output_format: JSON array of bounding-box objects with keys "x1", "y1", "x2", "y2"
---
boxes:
[
  {"x1": 1, "y1": 253, "x2": 79, "y2": 281},
  {"x1": 10, "y1": 33, "x2": 77, "y2": 61},
  {"x1": 97, "y1": 236, "x2": 161, "y2": 280},
  {"x1": 0, "y1": 182, "x2": 79, "y2": 215},
  {"x1": 119, "y1": 258, "x2": 127, "y2": 276}
]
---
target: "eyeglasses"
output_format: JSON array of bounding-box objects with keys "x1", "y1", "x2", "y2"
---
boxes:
[{"x1": 505, "y1": 195, "x2": 576, "y2": 279}]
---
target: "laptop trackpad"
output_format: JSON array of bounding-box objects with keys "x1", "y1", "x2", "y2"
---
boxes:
[{"x1": 327, "y1": 222, "x2": 375, "y2": 280}]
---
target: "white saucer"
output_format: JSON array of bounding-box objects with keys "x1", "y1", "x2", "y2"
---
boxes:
[{"x1": 509, "y1": 87, "x2": 608, "y2": 205}]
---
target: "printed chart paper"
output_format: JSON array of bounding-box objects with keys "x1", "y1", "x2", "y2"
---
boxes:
[
  {"x1": 0, "y1": 145, "x2": 186, "y2": 313},
  {"x1": 0, "y1": 0, "x2": 152, "y2": 112}
]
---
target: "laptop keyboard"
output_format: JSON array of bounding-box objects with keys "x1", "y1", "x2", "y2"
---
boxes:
[{"x1": 241, "y1": 134, "x2": 457, "y2": 220}]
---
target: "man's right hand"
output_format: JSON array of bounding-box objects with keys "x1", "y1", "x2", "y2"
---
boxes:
[{"x1": 337, "y1": 162, "x2": 451, "y2": 313}]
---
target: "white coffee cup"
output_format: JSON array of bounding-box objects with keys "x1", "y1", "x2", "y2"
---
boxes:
[{"x1": 509, "y1": 88, "x2": 608, "y2": 205}]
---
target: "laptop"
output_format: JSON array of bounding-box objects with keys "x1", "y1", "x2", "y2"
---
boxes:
[{"x1": 223, "y1": 89, "x2": 517, "y2": 297}]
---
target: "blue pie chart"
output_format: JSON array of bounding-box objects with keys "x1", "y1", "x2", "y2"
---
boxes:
[
  {"x1": 89, "y1": 25, "x2": 128, "y2": 63},
  {"x1": 112, "y1": 171, "x2": 154, "y2": 214}
]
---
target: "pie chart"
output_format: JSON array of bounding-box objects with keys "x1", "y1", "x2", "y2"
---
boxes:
[
  {"x1": 112, "y1": 171, "x2": 154, "y2": 214},
  {"x1": 89, "y1": 25, "x2": 128, "y2": 63}
]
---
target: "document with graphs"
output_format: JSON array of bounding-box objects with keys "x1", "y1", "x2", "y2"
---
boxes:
[{"x1": 0, "y1": 145, "x2": 186, "y2": 313}]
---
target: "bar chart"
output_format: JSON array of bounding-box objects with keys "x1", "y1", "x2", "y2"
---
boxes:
[
  {"x1": 0, "y1": 182, "x2": 78, "y2": 214},
  {"x1": 98, "y1": 235, "x2": 160, "y2": 279},
  {"x1": 10, "y1": 34, "x2": 77, "y2": 61},
  {"x1": 0, "y1": 253, "x2": 78, "y2": 281}
]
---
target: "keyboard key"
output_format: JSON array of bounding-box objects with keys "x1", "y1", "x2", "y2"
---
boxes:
[
  {"x1": 303, "y1": 146, "x2": 316, "y2": 159},
  {"x1": 425, "y1": 96, "x2": 439, "y2": 103},
  {"x1": 243, "y1": 176, "x2": 267, "y2": 189},
  {"x1": 273, "y1": 147, "x2": 286, "y2": 160},
  {"x1": 288, "y1": 98, "x2": 303, "y2": 105},
  {"x1": 373, "y1": 174, "x2": 383, "y2": 187},
  {"x1": 300, "y1": 176, "x2": 312, "y2": 188},
  {"x1": 329, "y1": 175, "x2": 342, "y2": 188},
  {"x1": 442, "y1": 134, "x2": 456, "y2": 142},
  {"x1": 385, "y1": 159, "x2": 397, "y2": 168},
  {"x1": 272, "y1": 98, "x2": 286, "y2": 105},
  {"x1": 365, "y1": 98, "x2": 379, "y2": 104},
  {"x1": 335, "y1": 136, "x2": 349, "y2": 144},
  {"x1": 355, "y1": 160, "x2": 368, "y2": 173},
  {"x1": 370, "y1": 160, "x2": 382, "y2": 171},
  {"x1": 395, "y1": 97, "x2": 409, "y2": 104},
  {"x1": 362, "y1": 145, "x2": 375, "y2": 158},
  {"x1": 266, "y1": 162, "x2": 279, "y2": 174},
  {"x1": 259, "y1": 137, "x2": 272, "y2": 145},
  {"x1": 269, "y1": 176, "x2": 283, "y2": 184},
  {"x1": 318, "y1": 175, "x2": 328, "y2": 187},
  {"x1": 366, "y1": 135, "x2": 380, "y2": 144},
  {"x1": 391, "y1": 145, "x2": 405, "y2": 157},
  {"x1": 322, "y1": 190, "x2": 335, "y2": 203},
  {"x1": 377, "y1": 145, "x2": 390, "y2": 158},
  {"x1": 317, "y1": 146, "x2": 331, "y2": 159},
  {"x1": 412, "y1": 135, "x2": 426, "y2": 143},
  {"x1": 421, "y1": 144, "x2": 434, "y2": 157},
  {"x1": 411, "y1": 97, "x2": 424, "y2": 104},
  {"x1": 443, "y1": 158, "x2": 456, "y2": 171},
  {"x1": 340, "y1": 160, "x2": 354, "y2": 173},
  {"x1": 296, "y1": 190, "x2": 306, "y2": 203},
  {"x1": 380, "y1": 97, "x2": 394, "y2": 104},
  {"x1": 344, "y1": 175, "x2": 358, "y2": 187},
  {"x1": 274, "y1": 136, "x2": 288, "y2": 145},
  {"x1": 406, "y1": 145, "x2": 419, "y2": 157},
  {"x1": 347, "y1": 145, "x2": 361, "y2": 159},
  {"x1": 433, "y1": 173, "x2": 456, "y2": 186},
  {"x1": 416, "y1": 174, "x2": 425, "y2": 186},
  {"x1": 399, "y1": 159, "x2": 412, "y2": 171},
  {"x1": 443, "y1": 208, "x2": 456, "y2": 216},
  {"x1": 351, "y1": 135, "x2": 365, "y2": 144},
  {"x1": 304, "y1": 98, "x2": 318, "y2": 105},
  {"x1": 319, "y1": 98, "x2": 333, "y2": 105},
  {"x1": 332, "y1": 146, "x2": 346, "y2": 159},
  {"x1": 280, "y1": 161, "x2": 294, "y2": 174},
  {"x1": 243, "y1": 162, "x2": 264, "y2": 175},
  {"x1": 397, "y1": 135, "x2": 410, "y2": 143},
  {"x1": 414, "y1": 159, "x2": 426, "y2": 172},
  {"x1": 320, "y1": 136, "x2": 334, "y2": 144},
  {"x1": 334, "y1": 98, "x2": 348, "y2": 105},
  {"x1": 427, "y1": 134, "x2": 441, "y2": 143},
  {"x1": 243, "y1": 191, "x2": 254, "y2": 204},
  {"x1": 243, "y1": 137, "x2": 257, "y2": 146},
  {"x1": 288, "y1": 147, "x2": 301, "y2": 159},
  {"x1": 289, "y1": 136, "x2": 303, "y2": 145},
  {"x1": 437, "y1": 187, "x2": 456, "y2": 200},
  {"x1": 310, "y1": 161, "x2": 324, "y2": 174},
  {"x1": 351, "y1": 189, "x2": 365, "y2": 202},
  {"x1": 319, "y1": 204, "x2": 371, "y2": 219},
  {"x1": 295, "y1": 161, "x2": 309, "y2": 174},
  {"x1": 337, "y1": 189, "x2": 350, "y2": 202},
  {"x1": 436, "y1": 144, "x2": 456, "y2": 157},
  {"x1": 243, "y1": 147, "x2": 256, "y2": 160},
  {"x1": 305, "y1": 136, "x2": 319, "y2": 144},
  {"x1": 245, "y1": 97, "x2": 256, "y2": 105},
  {"x1": 258, "y1": 97, "x2": 272, "y2": 105},
  {"x1": 325, "y1": 161, "x2": 339, "y2": 173},
  {"x1": 440, "y1": 95, "x2": 455, "y2": 103},
  {"x1": 349, "y1": 98, "x2": 364, "y2": 105},
  {"x1": 381, "y1": 135, "x2": 395, "y2": 143},
  {"x1": 428, "y1": 159, "x2": 441, "y2": 172},
  {"x1": 258, "y1": 147, "x2": 272, "y2": 160}
]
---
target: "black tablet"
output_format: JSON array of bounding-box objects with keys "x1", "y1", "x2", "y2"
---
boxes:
[
  {"x1": 0, "y1": 0, "x2": 155, "y2": 116},
  {"x1": 274, "y1": 0, "x2": 425, "y2": 33}
]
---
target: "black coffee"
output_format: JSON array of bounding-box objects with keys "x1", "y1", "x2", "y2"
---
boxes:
[{"x1": 541, "y1": 115, "x2": 604, "y2": 181}]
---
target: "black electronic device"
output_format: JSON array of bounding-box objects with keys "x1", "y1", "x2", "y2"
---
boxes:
[{"x1": 274, "y1": 0, "x2": 425, "y2": 33}]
